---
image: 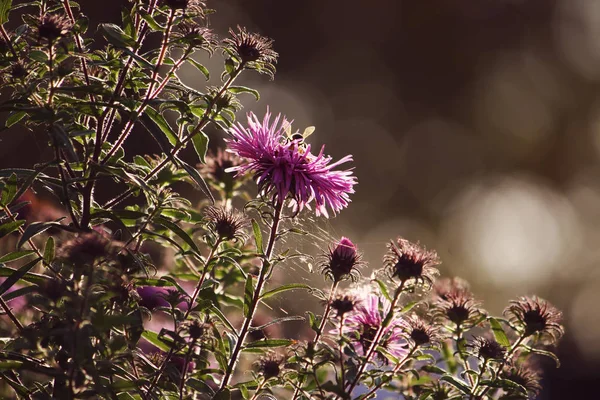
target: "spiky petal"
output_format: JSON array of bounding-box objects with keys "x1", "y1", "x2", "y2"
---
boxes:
[{"x1": 225, "y1": 111, "x2": 356, "y2": 217}]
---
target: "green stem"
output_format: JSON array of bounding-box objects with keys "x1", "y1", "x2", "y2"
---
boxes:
[
  {"x1": 102, "y1": 65, "x2": 244, "y2": 210},
  {"x1": 291, "y1": 280, "x2": 339, "y2": 400},
  {"x1": 216, "y1": 199, "x2": 285, "y2": 393},
  {"x1": 144, "y1": 239, "x2": 222, "y2": 399},
  {"x1": 314, "y1": 280, "x2": 339, "y2": 344},
  {"x1": 471, "y1": 334, "x2": 527, "y2": 400},
  {"x1": 361, "y1": 346, "x2": 417, "y2": 400},
  {"x1": 0, "y1": 297, "x2": 23, "y2": 332},
  {"x1": 344, "y1": 281, "x2": 405, "y2": 396}
]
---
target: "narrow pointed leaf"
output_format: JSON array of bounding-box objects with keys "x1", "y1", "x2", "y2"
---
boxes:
[{"x1": 0, "y1": 257, "x2": 42, "y2": 296}]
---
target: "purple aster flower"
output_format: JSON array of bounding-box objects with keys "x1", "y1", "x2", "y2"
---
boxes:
[
  {"x1": 225, "y1": 111, "x2": 356, "y2": 217},
  {"x1": 340, "y1": 289, "x2": 408, "y2": 360}
]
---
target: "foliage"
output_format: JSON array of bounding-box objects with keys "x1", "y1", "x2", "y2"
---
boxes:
[{"x1": 0, "y1": 1, "x2": 563, "y2": 399}]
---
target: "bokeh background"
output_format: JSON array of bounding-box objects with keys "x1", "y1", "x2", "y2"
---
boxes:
[{"x1": 2, "y1": 0, "x2": 599, "y2": 398}]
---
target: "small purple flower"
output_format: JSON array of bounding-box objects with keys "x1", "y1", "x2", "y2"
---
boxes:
[
  {"x1": 340, "y1": 290, "x2": 407, "y2": 360},
  {"x1": 225, "y1": 111, "x2": 356, "y2": 217}
]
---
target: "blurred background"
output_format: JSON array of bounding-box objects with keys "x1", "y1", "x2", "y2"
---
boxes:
[{"x1": 2, "y1": 0, "x2": 599, "y2": 398}]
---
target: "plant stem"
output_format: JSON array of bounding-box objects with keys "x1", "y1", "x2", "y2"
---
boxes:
[
  {"x1": 291, "y1": 280, "x2": 339, "y2": 400},
  {"x1": 344, "y1": 281, "x2": 405, "y2": 396},
  {"x1": 314, "y1": 280, "x2": 338, "y2": 344},
  {"x1": 249, "y1": 379, "x2": 266, "y2": 400},
  {"x1": 338, "y1": 315, "x2": 346, "y2": 389},
  {"x1": 471, "y1": 334, "x2": 527, "y2": 400},
  {"x1": 1, "y1": 205, "x2": 62, "y2": 277},
  {"x1": 178, "y1": 338, "x2": 197, "y2": 400},
  {"x1": 216, "y1": 199, "x2": 285, "y2": 393},
  {"x1": 361, "y1": 346, "x2": 417, "y2": 400},
  {"x1": 101, "y1": 8, "x2": 176, "y2": 164},
  {"x1": 0, "y1": 24, "x2": 16, "y2": 58},
  {"x1": 144, "y1": 239, "x2": 222, "y2": 399},
  {"x1": 0, "y1": 297, "x2": 23, "y2": 332},
  {"x1": 102, "y1": 66, "x2": 244, "y2": 210}
]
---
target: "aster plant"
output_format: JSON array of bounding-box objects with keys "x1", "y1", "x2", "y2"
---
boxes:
[{"x1": 0, "y1": 1, "x2": 564, "y2": 399}]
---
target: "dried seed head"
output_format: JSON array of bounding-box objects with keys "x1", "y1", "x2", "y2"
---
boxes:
[
  {"x1": 469, "y1": 336, "x2": 506, "y2": 361},
  {"x1": 504, "y1": 296, "x2": 564, "y2": 344},
  {"x1": 57, "y1": 232, "x2": 113, "y2": 266},
  {"x1": 10, "y1": 62, "x2": 28, "y2": 79},
  {"x1": 186, "y1": 320, "x2": 206, "y2": 340},
  {"x1": 203, "y1": 206, "x2": 249, "y2": 242},
  {"x1": 383, "y1": 237, "x2": 440, "y2": 288},
  {"x1": 320, "y1": 237, "x2": 362, "y2": 283},
  {"x1": 330, "y1": 294, "x2": 359, "y2": 317},
  {"x1": 403, "y1": 316, "x2": 444, "y2": 348},
  {"x1": 502, "y1": 362, "x2": 542, "y2": 398},
  {"x1": 223, "y1": 26, "x2": 277, "y2": 77},
  {"x1": 433, "y1": 289, "x2": 484, "y2": 328},
  {"x1": 176, "y1": 22, "x2": 214, "y2": 52},
  {"x1": 256, "y1": 352, "x2": 283, "y2": 379},
  {"x1": 38, "y1": 13, "x2": 72, "y2": 42},
  {"x1": 198, "y1": 148, "x2": 244, "y2": 191}
]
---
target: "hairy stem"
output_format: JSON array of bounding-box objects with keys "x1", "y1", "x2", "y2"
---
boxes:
[
  {"x1": 144, "y1": 239, "x2": 222, "y2": 399},
  {"x1": 361, "y1": 346, "x2": 417, "y2": 400},
  {"x1": 344, "y1": 281, "x2": 405, "y2": 396},
  {"x1": 217, "y1": 199, "x2": 285, "y2": 393},
  {"x1": 103, "y1": 66, "x2": 244, "y2": 210},
  {"x1": 0, "y1": 297, "x2": 23, "y2": 332},
  {"x1": 472, "y1": 334, "x2": 527, "y2": 400}
]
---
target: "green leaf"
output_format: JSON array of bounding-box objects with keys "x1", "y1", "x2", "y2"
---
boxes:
[
  {"x1": 228, "y1": 86, "x2": 260, "y2": 101},
  {"x1": 421, "y1": 365, "x2": 446, "y2": 375},
  {"x1": 5, "y1": 111, "x2": 26, "y2": 128},
  {"x1": 243, "y1": 274, "x2": 254, "y2": 318},
  {"x1": 260, "y1": 283, "x2": 312, "y2": 300},
  {"x1": 188, "y1": 59, "x2": 210, "y2": 80},
  {"x1": 0, "y1": 220, "x2": 24, "y2": 239},
  {"x1": 141, "y1": 331, "x2": 171, "y2": 352},
  {"x1": 154, "y1": 216, "x2": 200, "y2": 255},
  {"x1": 10, "y1": 163, "x2": 50, "y2": 205},
  {"x1": 0, "y1": 257, "x2": 42, "y2": 296},
  {"x1": 43, "y1": 237, "x2": 55, "y2": 264},
  {"x1": 480, "y1": 379, "x2": 528, "y2": 396},
  {"x1": 440, "y1": 375, "x2": 471, "y2": 395},
  {"x1": 175, "y1": 156, "x2": 215, "y2": 204},
  {"x1": 139, "y1": 11, "x2": 163, "y2": 32},
  {"x1": 0, "y1": 267, "x2": 50, "y2": 285},
  {"x1": 373, "y1": 279, "x2": 392, "y2": 302},
  {"x1": 251, "y1": 219, "x2": 262, "y2": 254},
  {"x1": 243, "y1": 339, "x2": 294, "y2": 350},
  {"x1": 213, "y1": 388, "x2": 231, "y2": 400},
  {"x1": 0, "y1": 173, "x2": 18, "y2": 206},
  {"x1": 0, "y1": 361, "x2": 23, "y2": 371},
  {"x1": 521, "y1": 345, "x2": 561, "y2": 368},
  {"x1": 186, "y1": 377, "x2": 215, "y2": 394},
  {"x1": 0, "y1": 0, "x2": 12, "y2": 24},
  {"x1": 400, "y1": 300, "x2": 420, "y2": 314},
  {"x1": 2, "y1": 285, "x2": 36, "y2": 302},
  {"x1": 17, "y1": 220, "x2": 65, "y2": 249},
  {"x1": 99, "y1": 23, "x2": 136, "y2": 48},
  {"x1": 142, "y1": 107, "x2": 178, "y2": 147},
  {"x1": 488, "y1": 317, "x2": 510, "y2": 347},
  {"x1": 191, "y1": 131, "x2": 209, "y2": 164},
  {"x1": 0, "y1": 250, "x2": 33, "y2": 263}
]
